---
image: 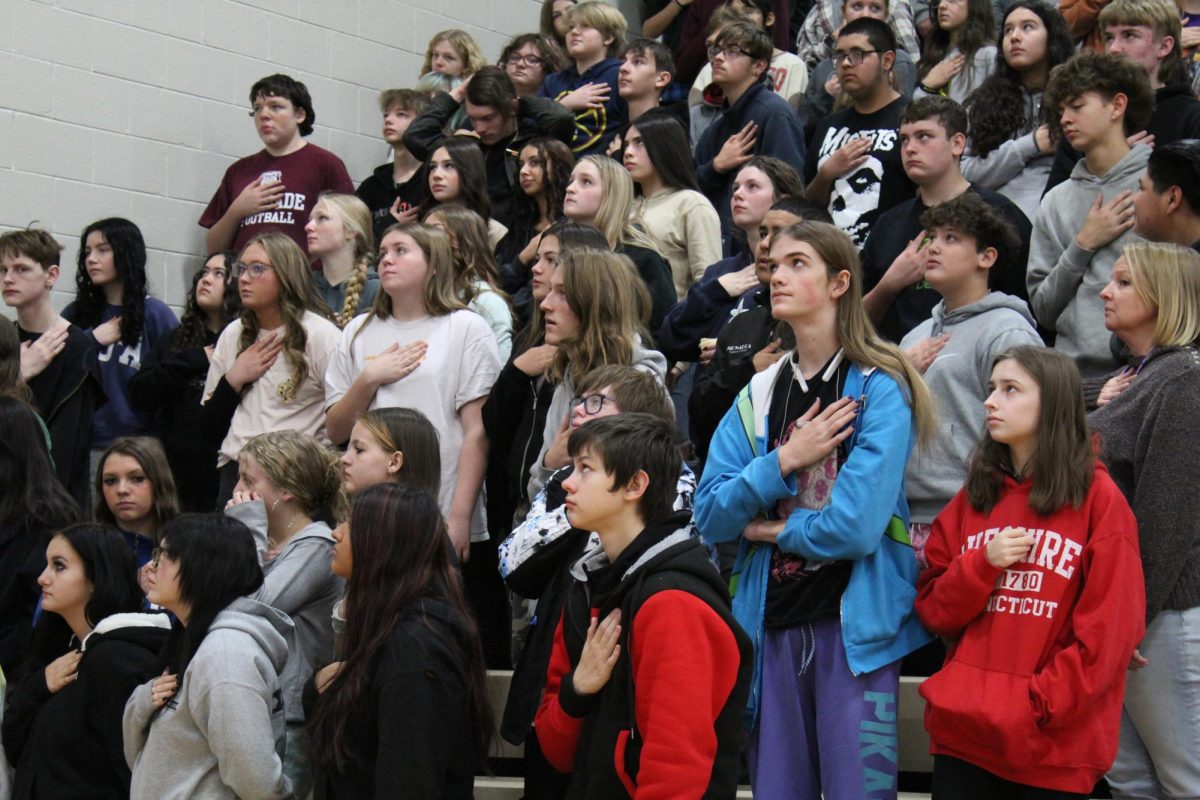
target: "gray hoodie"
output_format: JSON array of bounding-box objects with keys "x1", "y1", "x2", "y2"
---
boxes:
[
  {"x1": 900, "y1": 292, "x2": 1042, "y2": 523},
  {"x1": 526, "y1": 337, "x2": 668, "y2": 502},
  {"x1": 1027, "y1": 144, "x2": 1149, "y2": 378},
  {"x1": 123, "y1": 597, "x2": 294, "y2": 800},
  {"x1": 254, "y1": 521, "x2": 343, "y2": 725}
]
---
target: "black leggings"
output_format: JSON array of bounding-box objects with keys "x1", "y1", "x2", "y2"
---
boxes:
[{"x1": 932, "y1": 755, "x2": 1090, "y2": 800}]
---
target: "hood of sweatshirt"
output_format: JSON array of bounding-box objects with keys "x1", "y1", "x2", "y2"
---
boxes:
[
  {"x1": 208, "y1": 596, "x2": 293, "y2": 675},
  {"x1": 631, "y1": 334, "x2": 669, "y2": 377},
  {"x1": 572, "y1": 511, "x2": 726, "y2": 614},
  {"x1": 81, "y1": 611, "x2": 171, "y2": 653},
  {"x1": 1067, "y1": 142, "x2": 1151, "y2": 186},
  {"x1": 929, "y1": 291, "x2": 1036, "y2": 337}
]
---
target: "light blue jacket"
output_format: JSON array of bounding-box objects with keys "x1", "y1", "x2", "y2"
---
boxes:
[{"x1": 694, "y1": 355, "x2": 932, "y2": 728}]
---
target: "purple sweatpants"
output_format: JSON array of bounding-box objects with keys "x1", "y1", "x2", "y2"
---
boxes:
[{"x1": 747, "y1": 617, "x2": 902, "y2": 800}]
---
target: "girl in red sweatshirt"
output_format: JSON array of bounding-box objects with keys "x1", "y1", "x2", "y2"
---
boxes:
[{"x1": 915, "y1": 345, "x2": 1145, "y2": 799}]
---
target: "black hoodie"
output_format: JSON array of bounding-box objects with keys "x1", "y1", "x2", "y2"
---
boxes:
[
  {"x1": 3, "y1": 613, "x2": 170, "y2": 800},
  {"x1": 535, "y1": 512, "x2": 752, "y2": 799}
]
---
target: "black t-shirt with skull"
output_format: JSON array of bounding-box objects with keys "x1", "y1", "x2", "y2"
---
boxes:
[{"x1": 804, "y1": 96, "x2": 916, "y2": 249}]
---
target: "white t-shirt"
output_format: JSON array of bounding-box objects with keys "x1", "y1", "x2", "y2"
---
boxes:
[
  {"x1": 324, "y1": 309, "x2": 502, "y2": 540},
  {"x1": 202, "y1": 311, "x2": 342, "y2": 466},
  {"x1": 693, "y1": 51, "x2": 808, "y2": 100}
]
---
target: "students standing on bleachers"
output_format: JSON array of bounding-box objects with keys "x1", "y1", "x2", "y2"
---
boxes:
[
  {"x1": 200, "y1": 74, "x2": 354, "y2": 256},
  {"x1": 917, "y1": 346, "x2": 1145, "y2": 798},
  {"x1": 356, "y1": 89, "x2": 431, "y2": 244},
  {"x1": 961, "y1": 2, "x2": 1075, "y2": 222},
  {"x1": 130, "y1": 254, "x2": 239, "y2": 513},
  {"x1": 306, "y1": 485, "x2": 493, "y2": 799},
  {"x1": 806, "y1": 19, "x2": 917, "y2": 248},
  {"x1": 201, "y1": 233, "x2": 341, "y2": 506},
  {"x1": 64, "y1": 218, "x2": 179, "y2": 483},
  {"x1": 695, "y1": 221, "x2": 934, "y2": 799},
  {"x1": 914, "y1": 0, "x2": 997, "y2": 104},
  {"x1": 1, "y1": 229, "x2": 102, "y2": 510}
]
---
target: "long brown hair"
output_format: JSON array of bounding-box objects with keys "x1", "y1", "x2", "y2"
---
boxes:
[
  {"x1": 422, "y1": 204, "x2": 506, "y2": 304},
  {"x1": 965, "y1": 346, "x2": 1093, "y2": 515},
  {"x1": 547, "y1": 248, "x2": 652, "y2": 386},
  {"x1": 305, "y1": 485, "x2": 493, "y2": 770},
  {"x1": 774, "y1": 222, "x2": 935, "y2": 444},
  {"x1": 236, "y1": 233, "x2": 333, "y2": 403}
]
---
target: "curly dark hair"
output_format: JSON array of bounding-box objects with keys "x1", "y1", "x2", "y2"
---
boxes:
[
  {"x1": 511, "y1": 137, "x2": 575, "y2": 238},
  {"x1": 1043, "y1": 50, "x2": 1155, "y2": 139},
  {"x1": 964, "y1": 1, "x2": 1075, "y2": 157},
  {"x1": 919, "y1": 0, "x2": 996, "y2": 80},
  {"x1": 174, "y1": 252, "x2": 240, "y2": 350},
  {"x1": 73, "y1": 218, "x2": 149, "y2": 347},
  {"x1": 920, "y1": 192, "x2": 1022, "y2": 282}
]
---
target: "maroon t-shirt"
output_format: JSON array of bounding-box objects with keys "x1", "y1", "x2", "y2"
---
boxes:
[{"x1": 199, "y1": 142, "x2": 354, "y2": 254}]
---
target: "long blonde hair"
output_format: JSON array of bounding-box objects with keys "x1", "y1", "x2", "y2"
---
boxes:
[
  {"x1": 577, "y1": 156, "x2": 661, "y2": 253},
  {"x1": 316, "y1": 192, "x2": 375, "y2": 328},
  {"x1": 354, "y1": 224, "x2": 468, "y2": 347},
  {"x1": 775, "y1": 222, "x2": 936, "y2": 445},
  {"x1": 237, "y1": 233, "x2": 332, "y2": 403},
  {"x1": 547, "y1": 248, "x2": 652, "y2": 386},
  {"x1": 1122, "y1": 240, "x2": 1200, "y2": 348}
]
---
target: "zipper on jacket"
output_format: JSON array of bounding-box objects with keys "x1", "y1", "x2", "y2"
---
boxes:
[{"x1": 518, "y1": 380, "x2": 542, "y2": 505}]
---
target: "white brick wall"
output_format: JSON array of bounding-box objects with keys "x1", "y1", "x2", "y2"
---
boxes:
[{"x1": 0, "y1": 0, "x2": 544, "y2": 316}]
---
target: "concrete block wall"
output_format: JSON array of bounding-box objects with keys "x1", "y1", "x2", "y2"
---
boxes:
[{"x1": 0, "y1": 0, "x2": 545, "y2": 316}]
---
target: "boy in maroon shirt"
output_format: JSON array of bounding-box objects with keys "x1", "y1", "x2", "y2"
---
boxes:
[{"x1": 200, "y1": 74, "x2": 353, "y2": 255}]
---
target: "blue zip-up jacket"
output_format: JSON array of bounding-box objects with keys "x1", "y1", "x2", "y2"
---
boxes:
[
  {"x1": 658, "y1": 252, "x2": 753, "y2": 362},
  {"x1": 539, "y1": 58, "x2": 627, "y2": 157},
  {"x1": 694, "y1": 354, "x2": 932, "y2": 728}
]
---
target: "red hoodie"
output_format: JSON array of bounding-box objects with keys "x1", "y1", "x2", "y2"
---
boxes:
[{"x1": 915, "y1": 462, "x2": 1145, "y2": 794}]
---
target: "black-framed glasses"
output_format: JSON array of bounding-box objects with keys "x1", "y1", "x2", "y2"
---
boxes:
[
  {"x1": 707, "y1": 44, "x2": 752, "y2": 61},
  {"x1": 832, "y1": 48, "x2": 881, "y2": 67},
  {"x1": 570, "y1": 393, "x2": 611, "y2": 415},
  {"x1": 506, "y1": 53, "x2": 544, "y2": 67},
  {"x1": 235, "y1": 261, "x2": 274, "y2": 279}
]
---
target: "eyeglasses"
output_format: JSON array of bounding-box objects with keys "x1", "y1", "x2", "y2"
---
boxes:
[
  {"x1": 570, "y1": 393, "x2": 612, "y2": 415},
  {"x1": 150, "y1": 546, "x2": 172, "y2": 567},
  {"x1": 832, "y1": 48, "x2": 881, "y2": 67},
  {"x1": 506, "y1": 53, "x2": 544, "y2": 67},
  {"x1": 235, "y1": 261, "x2": 274, "y2": 279},
  {"x1": 707, "y1": 44, "x2": 753, "y2": 61}
]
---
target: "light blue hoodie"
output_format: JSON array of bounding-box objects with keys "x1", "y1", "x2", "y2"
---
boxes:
[{"x1": 694, "y1": 355, "x2": 932, "y2": 728}]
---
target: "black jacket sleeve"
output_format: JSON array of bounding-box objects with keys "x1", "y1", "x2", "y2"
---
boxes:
[
  {"x1": 199, "y1": 375, "x2": 242, "y2": 449},
  {"x1": 402, "y1": 92, "x2": 462, "y2": 162},
  {"x1": 2, "y1": 664, "x2": 52, "y2": 766},
  {"x1": 1042, "y1": 135, "x2": 1082, "y2": 198},
  {"x1": 129, "y1": 334, "x2": 209, "y2": 413},
  {"x1": 621, "y1": 246, "x2": 679, "y2": 346},
  {"x1": 658, "y1": 277, "x2": 741, "y2": 363},
  {"x1": 688, "y1": 311, "x2": 774, "y2": 457},
  {"x1": 517, "y1": 95, "x2": 575, "y2": 144},
  {"x1": 483, "y1": 359, "x2": 538, "y2": 464}
]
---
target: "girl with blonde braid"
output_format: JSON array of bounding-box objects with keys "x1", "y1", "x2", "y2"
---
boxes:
[
  {"x1": 305, "y1": 193, "x2": 380, "y2": 328},
  {"x1": 201, "y1": 232, "x2": 341, "y2": 507}
]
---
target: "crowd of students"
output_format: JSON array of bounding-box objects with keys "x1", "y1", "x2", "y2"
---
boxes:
[{"x1": 2, "y1": 0, "x2": 1200, "y2": 797}]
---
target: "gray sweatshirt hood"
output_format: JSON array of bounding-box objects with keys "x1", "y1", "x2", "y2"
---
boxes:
[
  {"x1": 209, "y1": 596, "x2": 293, "y2": 676},
  {"x1": 928, "y1": 291, "x2": 1037, "y2": 337},
  {"x1": 1068, "y1": 142, "x2": 1151, "y2": 186}
]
